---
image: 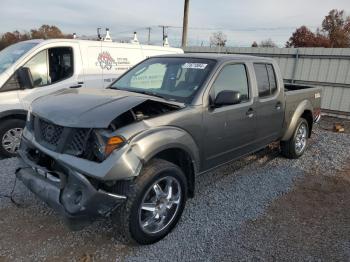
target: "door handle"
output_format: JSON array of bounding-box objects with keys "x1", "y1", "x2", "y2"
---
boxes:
[
  {"x1": 276, "y1": 102, "x2": 282, "y2": 110},
  {"x1": 70, "y1": 85, "x2": 82, "y2": 88},
  {"x1": 246, "y1": 108, "x2": 254, "y2": 118}
]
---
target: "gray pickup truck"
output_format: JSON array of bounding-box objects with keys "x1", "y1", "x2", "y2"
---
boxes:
[{"x1": 16, "y1": 54, "x2": 321, "y2": 244}]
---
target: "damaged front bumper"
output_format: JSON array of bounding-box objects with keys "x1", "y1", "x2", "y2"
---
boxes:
[{"x1": 16, "y1": 138, "x2": 127, "y2": 230}]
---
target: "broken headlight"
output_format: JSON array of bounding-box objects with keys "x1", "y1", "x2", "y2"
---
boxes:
[{"x1": 92, "y1": 129, "x2": 126, "y2": 161}]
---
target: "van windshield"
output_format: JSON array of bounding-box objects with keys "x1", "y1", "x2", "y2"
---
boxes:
[
  {"x1": 110, "y1": 57, "x2": 216, "y2": 103},
  {"x1": 0, "y1": 42, "x2": 38, "y2": 74}
]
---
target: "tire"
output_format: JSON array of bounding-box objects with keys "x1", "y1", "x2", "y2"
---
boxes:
[
  {"x1": 0, "y1": 119, "x2": 26, "y2": 158},
  {"x1": 280, "y1": 118, "x2": 309, "y2": 159},
  {"x1": 113, "y1": 159, "x2": 187, "y2": 245}
]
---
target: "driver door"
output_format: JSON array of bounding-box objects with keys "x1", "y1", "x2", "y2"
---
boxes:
[
  {"x1": 203, "y1": 63, "x2": 257, "y2": 169},
  {"x1": 18, "y1": 44, "x2": 82, "y2": 109}
]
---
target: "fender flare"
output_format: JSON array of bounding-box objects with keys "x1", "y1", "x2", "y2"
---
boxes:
[
  {"x1": 281, "y1": 100, "x2": 313, "y2": 141},
  {"x1": 0, "y1": 109, "x2": 27, "y2": 121},
  {"x1": 130, "y1": 126, "x2": 200, "y2": 173}
]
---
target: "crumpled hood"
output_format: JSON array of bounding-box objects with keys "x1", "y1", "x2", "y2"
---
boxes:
[{"x1": 32, "y1": 88, "x2": 150, "y2": 128}]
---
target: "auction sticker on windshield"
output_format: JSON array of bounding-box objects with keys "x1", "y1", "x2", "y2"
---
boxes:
[{"x1": 182, "y1": 63, "x2": 208, "y2": 69}]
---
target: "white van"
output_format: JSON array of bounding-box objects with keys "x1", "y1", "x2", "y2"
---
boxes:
[{"x1": 0, "y1": 38, "x2": 183, "y2": 157}]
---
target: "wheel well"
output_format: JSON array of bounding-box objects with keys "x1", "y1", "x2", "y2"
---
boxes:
[
  {"x1": 301, "y1": 110, "x2": 313, "y2": 137},
  {"x1": 152, "y1": 148, "x2": 195, "y2": 198},
  {"x1": 0, "y1": 114, "x2": 26, "y2": 123}
]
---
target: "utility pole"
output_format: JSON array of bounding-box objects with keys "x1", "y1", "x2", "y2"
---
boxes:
[
  {"x1": 146, "y1": 27, "x2": 151, "y2": 45},
  {"x1": 158, "y1": 25, "x2": 169, "y2": 42},
  {"x1": 181, "y1": 0, "x2": 190, "y2": 48}
]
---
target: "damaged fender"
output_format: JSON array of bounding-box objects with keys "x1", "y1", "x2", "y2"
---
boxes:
[{"x1": 129, "y1": 126, "x2": 200, "y2": 173}]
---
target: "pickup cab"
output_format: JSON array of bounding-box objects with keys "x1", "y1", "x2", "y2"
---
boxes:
[{"x1": 16, "y1": 54, "x2": 322, "y2": 244}]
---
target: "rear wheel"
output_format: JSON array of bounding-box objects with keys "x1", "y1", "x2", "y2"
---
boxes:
[
  {"x1": 0, "y1": 119, "x2": 25, "y2": 158},
  {"x1": 113, "y1": 159, "x2": 187, "y2": 245},
  {"x1": 280, "y1": 118, "x2": 309, "y2": 159}
]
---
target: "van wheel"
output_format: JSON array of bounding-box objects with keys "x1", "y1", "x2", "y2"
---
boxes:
[
  {"x1": 0, "y1": 119, "x2": 25, "y2": 158},
  {"x1": 280, "y1": 118, "x2": 309, "y2": 159},
  {"x1": 112, "y1": 159, "x2": 187, "y2": 245}
]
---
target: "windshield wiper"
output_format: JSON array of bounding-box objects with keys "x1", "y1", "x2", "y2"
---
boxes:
[
  {"x1": 110, "y1": 87, "x2": 173, "y2": 101},
  {"x1": 127, "y1": 90, "x2": 170, "y2": 101}
]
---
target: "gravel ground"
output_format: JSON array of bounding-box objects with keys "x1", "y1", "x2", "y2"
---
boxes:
[{"x1": 1, "y1": 118, "x2": 350, "y2": 261}]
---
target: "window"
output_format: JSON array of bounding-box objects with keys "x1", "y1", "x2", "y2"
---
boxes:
[
  {"x1": 111, "y1": 57, "x2": 216, "y2": 103},
  {"x1": 0, "y1": 42, "x2": 38, "y2": 74},
  {"x1": 48, "y1": 47, "x2": 74, "y2": 84},
  {"x1": 266, "y1": 64, "x2": 277, "y2": 94},
  {"x1": 23, "y1": 47, "x2": 74, "y2": 88},
  {"x1": 129, "y1": 63, "x2": 166, "y2": 89},
  {"x1": 211, "y1": 64, "x2": 249, "y2": 102},
  {"x1": 24, "y1": 50, "x2": 50, "y2": 87},
  {"x1": 254, "y1": 63, "x2": 278, "y2": 98}
]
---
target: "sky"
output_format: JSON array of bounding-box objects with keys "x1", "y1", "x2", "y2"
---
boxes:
[{"x1": 0, "y1": 0, "x2": 349, "y2": 47}]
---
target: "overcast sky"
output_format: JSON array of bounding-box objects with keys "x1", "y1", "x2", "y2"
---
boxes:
[{"x1": 0, "y1": 0, "x2": 349, "y2": 47}]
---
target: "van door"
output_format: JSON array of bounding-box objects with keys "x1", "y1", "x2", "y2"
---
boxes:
[{"x1": 18, "y1": 43, "x2": 82, "y2": 109}]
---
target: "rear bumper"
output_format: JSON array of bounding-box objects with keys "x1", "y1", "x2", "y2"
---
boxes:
[{"x1": 16, "y1": 139, "x2": 126, "y2": 230}]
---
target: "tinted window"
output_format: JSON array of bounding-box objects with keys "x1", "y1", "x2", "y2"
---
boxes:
[
  {"x1": 266, "y1": 64, "x2": 277, "y2": 94},
  {"x1": 212, "y1": 64, "x2": 249, "y2": 102},
  {"x1": 49, "y1": 47, "x2": 74, "y2": 83},
  {"x1": 254, "y1": 64, "x2": 270, "y2": 97},
  {"x1": 254, "y1": 63, "x2": 278, "y2": 97}
]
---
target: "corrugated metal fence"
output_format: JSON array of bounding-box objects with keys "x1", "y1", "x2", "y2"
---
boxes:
[{"x1": 184, "y1": 46, "x2": 350, "y2": 117}]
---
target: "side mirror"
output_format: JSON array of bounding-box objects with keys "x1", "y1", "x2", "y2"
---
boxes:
[
  {"x1": 16, "y1": 67, "x2": 34, "y2": 89},
  {"x1": 214, "y1": 90, "x2": 241, "y2": 107}
]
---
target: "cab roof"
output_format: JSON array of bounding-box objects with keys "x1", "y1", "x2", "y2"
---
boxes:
[{"x1": 155, "y1": 52, "x2": 274, "y2": 63}]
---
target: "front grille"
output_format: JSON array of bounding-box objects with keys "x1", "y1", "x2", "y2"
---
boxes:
[
  {"x1": 68, "y1": 129, "x2": 90, "y2": 155},
  {"x1": 39, "y1": 119, "x2": 64, "y2": 146},
  {"x1": 33, "y1": 116, "x2": 91, "y2": 158}
]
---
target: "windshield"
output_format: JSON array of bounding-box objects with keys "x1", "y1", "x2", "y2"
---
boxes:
[
  {"x1": 110, "y1": 57, "x2": 216, "y2": 103},
  {"x1": 0, "y1": 42, "x2": 38, "y2": 74}
]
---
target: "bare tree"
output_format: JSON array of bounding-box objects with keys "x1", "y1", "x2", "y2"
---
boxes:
[
  {"x1": 210, "y1": 31, "x2": 227, "y2": 47},
  {"x1": 259, "y1": 38, "x2": 277, "y2": 47},
  {"x1": 251, "y1": 41, "x2": 258, "y2": 47}
]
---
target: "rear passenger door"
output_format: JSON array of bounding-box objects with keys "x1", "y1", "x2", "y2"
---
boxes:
[
  {"x1": 253, "y1": 63, "x2": 284, "y2": 146},
  {"x1": 203, "y1": 63, "x2": 256, "y2": 169}
]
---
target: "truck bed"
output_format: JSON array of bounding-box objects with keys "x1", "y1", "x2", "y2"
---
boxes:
[{"x1": 283, "y1": 83, "x2": 322, "y2": 130}]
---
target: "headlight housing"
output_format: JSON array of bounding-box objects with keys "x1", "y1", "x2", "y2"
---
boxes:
[{"x1": 92, "y1": 129, "x2": 125, "y2": 161}]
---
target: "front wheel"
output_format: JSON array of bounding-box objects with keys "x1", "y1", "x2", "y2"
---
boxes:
[
  {"x1": 280, "y1": 118, "x2": 309, "y2": 159},
  {"x1": 113, "y1": 159, "x2": 187, "y2": 245},
  {"x1": 0, "y1": 119, "x2": 26, "y2": 158}
]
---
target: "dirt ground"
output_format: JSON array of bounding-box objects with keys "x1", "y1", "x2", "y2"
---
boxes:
[
  {"x1": 236, "y1": 162, "x2": 350, "y2": 261},
  {"x1": 1, "y1": 116, "x2": 350, "y2": 261},
  {"x1": 319, "y1": 115, "x2": 350, "y2": 134}
]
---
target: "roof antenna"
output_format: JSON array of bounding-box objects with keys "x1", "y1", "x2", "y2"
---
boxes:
[
  {"x1": 130, "y1": 32, "x2": 139, "y2": 44},
  {"x1": 104, "y1": 28, "x2": 112, "y2": 42}
]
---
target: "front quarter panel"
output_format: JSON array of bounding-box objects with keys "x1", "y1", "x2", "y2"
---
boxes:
[{"x1": 130, "y1": 126, "x2": 200, "y2": 173}]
